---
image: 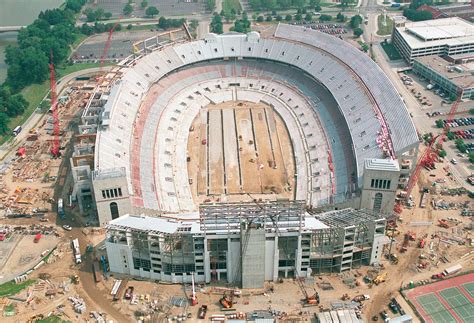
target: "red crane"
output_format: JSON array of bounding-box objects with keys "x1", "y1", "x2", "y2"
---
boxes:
[
  {"x1": 401, "y1": 83, "x2": 471, "y2": 204},
  {"x1": 49, "y1": 51, "x2": 60, "y2": 158},
  {"x1": 96, "y1": 19, "x2": 121, "y2": 83}
]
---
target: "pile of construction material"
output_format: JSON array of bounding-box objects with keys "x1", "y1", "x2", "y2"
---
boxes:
[{"x1": 69, "y1": 296, "x2": 86, "y2": 314}]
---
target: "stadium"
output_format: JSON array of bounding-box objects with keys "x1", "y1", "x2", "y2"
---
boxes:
[{"x1": 71, "y1": 24, "x2": 419, "y2": 285}]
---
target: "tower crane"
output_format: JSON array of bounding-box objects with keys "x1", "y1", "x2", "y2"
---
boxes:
[
  {"x1": 400, "y1": 82, "x2": 472, "y2": 206},
  {"x1": 49, "y1": 51, "x2": 60, "y2": 158},
  {"x1": 96, "y1": 18, "x2": 121, "y2": 83}
]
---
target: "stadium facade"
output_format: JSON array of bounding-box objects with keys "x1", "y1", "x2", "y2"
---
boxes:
[
  {"x1": 69, "y1": 25, "x2": 419, "y2": 284},
  {"x1": 105, "y1": 203, "x2": 387, "y2": 287}
]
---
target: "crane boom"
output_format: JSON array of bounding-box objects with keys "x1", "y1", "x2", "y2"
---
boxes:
[
  {"x1": 402, "y1": 83, "x2": 470, "y2": 201},
  {"x1": 97, "y1": 19, "x2": 121, "y2": 82},
  {"x1": 49, "y1": 51, "x2": 60, "y2": 158}
]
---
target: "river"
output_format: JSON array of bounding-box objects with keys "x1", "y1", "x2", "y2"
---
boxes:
[{"x1": 0, "y1": 0, "x2": 64, "y2": 83}]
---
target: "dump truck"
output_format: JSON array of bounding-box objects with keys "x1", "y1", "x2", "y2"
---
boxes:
[{"x1": 373, "y1": 272, "x2": 387, "y2": 285}]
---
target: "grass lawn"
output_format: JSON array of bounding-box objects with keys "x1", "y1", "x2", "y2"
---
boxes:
[
  {"x1": 57, "y1": 62, "x2": 113, "y2": 78},
  {"x1": 36, "y1": 316, "x2": 70, "y2": 323},
  {"x1": 377, "y1": 14, "x2": 394, "y2": 36},
  {"x1": 223, "y1": 0, "x2": 242, "y2": 13},
  {"x1": 0, "y1": 80, "x2": 51, "y2": 145},
  {"x1": 381, "y1": 41, "x2": 402, "y2": 60},
  {"x1": 0, "y1": 279, "x2": 35, "y2": 297}
]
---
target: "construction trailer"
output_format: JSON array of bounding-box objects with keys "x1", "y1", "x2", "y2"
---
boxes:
[{"x1": 105, "y1": 202, "x2": 387, "y2": 286}]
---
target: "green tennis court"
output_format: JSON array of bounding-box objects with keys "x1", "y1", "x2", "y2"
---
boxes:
[
  {"x1": 462, "y1": 282, "x2": 474, "y2": 298},
  {"x1": 439, "y1": 287, "x2": 474, "y2": 322},
  {"x1": 417, "y1": 293, "x2": 456, "y2": 323}
]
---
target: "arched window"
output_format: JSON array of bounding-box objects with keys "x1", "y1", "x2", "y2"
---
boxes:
[
  {"x1": 373, "y1": 193, "x2": 383, "y2": 213},
  {"x1": 110, "y1": 202, "x2": 119, "y2": 220}
]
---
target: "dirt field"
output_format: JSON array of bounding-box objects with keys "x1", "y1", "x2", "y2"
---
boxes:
[{"x1": 187, "y1": 101, "x2": 295, "y2": 204}]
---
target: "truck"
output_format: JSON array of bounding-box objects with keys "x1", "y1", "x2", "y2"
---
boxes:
[
  {"x1": 12, "y1": 126, "x2": 22, "y2": 136},
  {"x1": 443, "y1": 264, "x2": 462, "y2": 276},
  {"x1": 426, "y1": 84, "x2": 434, "y2": 90},
  {"x1": 57, "y1": 198, "x2": 65, "y2": 219},
  {"x1": 71, "y1": 238, "x2": 82, "y2": 264}
]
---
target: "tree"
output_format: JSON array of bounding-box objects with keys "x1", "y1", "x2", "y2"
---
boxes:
[
  {"x1": 449, "y1": 93, "x2": 457, "y2": 101},
  {"x1": 435, "y1": 119, "x2": 444, "y2": 128},
  {"x1": 127, "y1": 24, "x2": 133, "y2": 30},
  {"x1": 141, "y1": 0, "x2": 148, "y2": 8},
  {"x1": 207, "y1": 0, "x2": 216, "y2": 11},
  {"x1": 314, "y1": 5, "x2": 322, "y2": 12},
  {"x1": 353, "y1": 27, "x2": 363, "y2": 37},
  {"x1": 455, "y1": 138, "x2": 467, "y2": 153},
  {"x1": 447, "y1": 132, "x2": 455, "y2": 140},
  {"x1": 257, "y1": 15, "x2": 264, "y2": 22},
  {"x1": 319, "y1": 14, "x2": 332, "y2": 21},
  {"x1": 438, "y1": 149, "x2": 447, "y2": 158},
  {"x1": 350, "y1": 14, "x2": 362, "y2": 28},
  {"x1": 295, "y1": 14, "x2": 302, "y2": 21},
  {"x1": 145, "y1": 6, "x2": 159, "y2": 17},
  {"x1": 285, "y1": 14, "x2": 292, "y2": 21},
  {"x1": 470, "y1": 108, "x2": 474, "y2": 115},
  {"x1": 266, "y1": 15, "x2": 272, "y2": 22},
  {"x1": 305, "y1": 13, "x2": 313, "y2": 21},
  {"x1": 81, "y1": 23, "x2": 94, "y2": 35},
  {"x1": 158, "y1": 16, "x2": 169, "y2": 29},
  {"x1": 104, "y1": 12, "x2": 112, "y2": 19},
  {"x1": 403, "y1": 8, "x2": 432, "y2": 21},
  {"x1": 123, "y1": 3, "x2": 133, "y2": 16},
  {"x1": 469, "y1": 151, "x2": 474, "y2": 164},
  {"x1": 276, "y1": 15, "x2": 283, "y2": 21},
  {"x1": 336, "y1": 12, "x2": 345, "y2": 22},
  {"x1": 409, "y1": 0, "x2": 433, "y2": 10},
  {"x1": 5, "y1": 94, "x2": 29, "y2": 117},
  {"x1": 210, "y1": 14, "x2": 223, "y2": 34},
  {"x1": 65, "y1": 0, "x2": 86, "y2": 13},
  {"x1": 0, "y1": 113, "x2": 10, "y2": 135}
]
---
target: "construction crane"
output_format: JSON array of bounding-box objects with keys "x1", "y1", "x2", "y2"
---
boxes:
[
  {"x1": 96, "y1": 18, "x2": 121, "y2": 83},
  {"x1": 246, "y1": 195, "x2": 319, "y2": 307},
  {"x1": 190, "y1": 272, "x2": 198, "y2": 306},
  {"x1": 401, "y1": 84, "x2": 470, "y2": 204},
  {"x1": 49, "y1": 51, "x2": 60, "y2": 158}
]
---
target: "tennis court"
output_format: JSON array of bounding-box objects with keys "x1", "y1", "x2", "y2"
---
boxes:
[
  {"x1": 439, "y1": 287, "x2": 474, "y2": 322},
  {"x1": 416, "y1": 293, "x2": 456, "y2": 323},
  {"x1": 405, "y1": 272, "x2": 474, "y2": 323}
]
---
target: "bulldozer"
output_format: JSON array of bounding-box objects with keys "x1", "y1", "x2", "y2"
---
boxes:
[
  {"x1": 219, "y1": 292, "x2": 234, "y2": 309},
  {"x1": 373, "y1": 272, "x2": 387, "y2": 286},
  {"x1": 70, "y1": 275, "x2": 80, "y2": 285}
]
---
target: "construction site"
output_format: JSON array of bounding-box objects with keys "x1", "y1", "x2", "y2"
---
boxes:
[
  {"x1": 186, "y1": 101, "x2": 295, "y2": 203},
  {"x1": 0, "y1": 23, "x2": 471, "y2": 323}
]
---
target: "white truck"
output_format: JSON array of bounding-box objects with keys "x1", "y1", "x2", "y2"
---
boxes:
[
  {"x1": 71, "y1": 238, "x2": 82, "y2": 264},
  {"x1": 443, "y1": 264, "x2": 462, "y2": 276}
]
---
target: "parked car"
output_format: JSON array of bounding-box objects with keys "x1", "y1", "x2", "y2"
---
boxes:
[{"x1": 62, "y1": 225, "x2": 72, "y2": 231}]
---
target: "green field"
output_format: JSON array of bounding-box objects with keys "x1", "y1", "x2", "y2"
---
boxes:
[
  {"x1": 36, "y1": 316, "x2": 70, "y2": 323},
  {"x1": 223, "y1": 0, "x2": 242, "y2": 13},
  {"x1": 376, "y1": 14, "x2": 393, "y2": 36},
  {"x1": 0, "y1": 279, "x2": 36, "y2": 297},
  {"x1": 380, "y1": 41, "x2": 402, "y2": 60},
  {"x1": 462, "y1": 282, "x2": 474, "y2": 298}
]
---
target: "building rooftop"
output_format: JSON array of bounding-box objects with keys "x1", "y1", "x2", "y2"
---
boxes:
[
  {"x1": 414, "y1": 55, "x2": 474, "y2": 89},
  {"x1": 317, "y1": 208, "x2": 385, "y2": 228},
  {"x1": 397, "y1": 17, "x2": 474, "y2": 49},
  {"x1": 364, "y1": 158, "x2": 400, "y2": 172},
  {"x1": 107, "y1": 214, "x2": 202, "y2": 234}
]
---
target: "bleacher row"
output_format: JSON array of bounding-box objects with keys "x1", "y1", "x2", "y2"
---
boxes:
[
  {"x1": 96, "y1": 26, "x2": 416, "y2": 212},
  {"x1": 129, "y1": 63, "x2": 337, "y2": 212},
  {"x1": 274, "y1": 24, "x2": 418, "y2": 155}
]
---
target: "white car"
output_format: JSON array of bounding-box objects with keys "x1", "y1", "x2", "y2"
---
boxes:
[{"x1": 62, "y1": 225, "x2": 72, "y2": 231}]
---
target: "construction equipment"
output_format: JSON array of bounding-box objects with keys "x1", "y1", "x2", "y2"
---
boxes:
[
  {"x1": 71, "y1": 275, "x2": 80, "y2": 285},
  {"x1": 49, "y1": 51, "x2": 60, "y2": 158},
  {"x1": 190, "y1": 272, "x2": 197, "y2": 306},
  {"x1": 96, "y1": 18, "x2": 121, "y2": 83},
  {"x1": 401, "y1": 84, "x2": 473, "y2": 206},
  {"x1": 438, "y1": 219, "x2": 449, "y2": 228},
  {"x1": 373, "y1": 272, "x2": 387, "y2": 285}
]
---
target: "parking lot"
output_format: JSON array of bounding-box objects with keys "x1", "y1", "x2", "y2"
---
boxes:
[
  {"x1": 84, "y1": 0, "x2": 206, "y2": 19},
  {"x1": 290, "y1": 22, "x2": 348, "y2": 37}
]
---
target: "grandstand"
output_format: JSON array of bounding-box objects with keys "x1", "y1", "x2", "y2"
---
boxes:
[{"x1": 80, "y1": 24, "x2": 418, "y2": 223}]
